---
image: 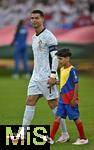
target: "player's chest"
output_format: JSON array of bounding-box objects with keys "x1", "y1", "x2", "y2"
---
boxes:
[
  {"x1": 32, "y1": 37, "x2": 48, "y2": 52},
  {"x1": 61, "y1": 70, "x2": 70, "y2": 81},
  {"x1": 60, "y1": 70, "x2": 71, "y2": 88}
]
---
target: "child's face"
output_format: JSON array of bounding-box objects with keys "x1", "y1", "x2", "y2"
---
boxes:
[{"x1": 58, "y1": 56, "x2": 69, "y2": 67}]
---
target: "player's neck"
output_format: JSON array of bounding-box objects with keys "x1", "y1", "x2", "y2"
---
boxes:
[
  {"x1": 35, "y1": 26, "x2": 45, "y2": 36},
  {"x1": 64, "y1": 63, "x2": 71, "y2": 69}
]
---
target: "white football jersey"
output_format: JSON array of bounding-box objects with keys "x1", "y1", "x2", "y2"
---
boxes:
[{"x1": 31, "y1": 29, "x2": 58, "y2": 81}]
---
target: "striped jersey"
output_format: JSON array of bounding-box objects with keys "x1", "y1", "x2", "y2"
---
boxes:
[{"x1": 31, "y1": 28, "x2": 58, "y2": 81}]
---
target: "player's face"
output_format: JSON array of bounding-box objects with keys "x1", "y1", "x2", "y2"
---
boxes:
[
  {"x1": 30, "y1": 13, "x2": 44, "y2": 28},
  {"x1": 58, "y1": 57, "x2": 68, "y2": 66}
]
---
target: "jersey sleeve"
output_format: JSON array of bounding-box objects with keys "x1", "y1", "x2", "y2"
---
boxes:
[
  {"x1": 46, "y1": 31, "x2": 58, "y2": 74},
  {"x1": 70, "y1": 68, "x2": 78, "y2": 83},
  {"x1": 46, "y1": 32, "x2": 58, "y2": 48}
]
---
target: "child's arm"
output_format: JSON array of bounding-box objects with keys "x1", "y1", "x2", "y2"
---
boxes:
[{"x1": 71, "y1": 83, "x2": 79, "y2": 106}]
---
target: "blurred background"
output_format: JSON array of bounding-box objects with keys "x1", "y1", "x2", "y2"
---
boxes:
[
  {"x1": 0, "y1": 2, "x2": 94, "y2": 149},
  {"x1": 0, "y1": 0, "x2": 94, "y2": 75}
]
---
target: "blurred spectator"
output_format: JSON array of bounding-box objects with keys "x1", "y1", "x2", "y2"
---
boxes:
[
  {"x1": 0, "y1": 0, "x2": 93, "y2": 29},
  {"x1": 74, "y1": 0, "x2": 94, "y2": 27},
  {"x1": 73, "y1": 15, "x2": 93, "y2": 28},
  {"x1": 11, "y1": 19, "x2": 30, "y2": 79},
  {"x1": 45, "y1": 0, "x2": 61, "y2": 30},
  {"x1": 89, "y1": 0, "x2": 94, "y2": 22},
  {"x1": 1, "y1": 0, "x2": 8, "y2": 8},
  {"x1": 59, "y1": 0, "x2": 79, "y2": 29}
]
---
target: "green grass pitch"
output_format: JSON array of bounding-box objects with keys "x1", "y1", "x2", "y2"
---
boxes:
[{"x1": 0, "y1": 74, "x2": 94, "y2": 150}]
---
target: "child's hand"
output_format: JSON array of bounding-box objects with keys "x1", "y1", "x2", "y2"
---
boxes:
[
  {"x1": 47, "y1": 77, "x2": 57, "y2": 86},
  {"x1": 55, "y1": 80, "x2": 60, "y2": 85},
  {"x1": 47, "y1": 77, "x2": 59, "y2": 86},
  {"x1": 71, "y1": 98, "x2": 77, "y2": 107}
]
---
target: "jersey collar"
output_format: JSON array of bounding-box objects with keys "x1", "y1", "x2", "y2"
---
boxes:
[{"x1": 36, "y1": 28, "x2": 46, "y2": 36}]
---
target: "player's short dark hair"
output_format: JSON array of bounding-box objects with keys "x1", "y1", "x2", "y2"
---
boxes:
[
  {"x1": 55, "y1": 48, "x2": 72, "y2": 57},
  {"x1": 31, "y1": 10, "x2": 44, "y2": 18}
]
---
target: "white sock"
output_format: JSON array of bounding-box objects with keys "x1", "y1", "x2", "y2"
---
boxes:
[
  {"x1": 52, "y1": 107, "x2": 57, "y2": 115},
  {"x1": 52, "y1": 106, "x2": 68, "y2": 134},
  {"x1": 22, "y1": 105, "x2": 35, "y2": 126},
  {"x1": 60, "y1": 119, "x2": 68, "y2": 134}
]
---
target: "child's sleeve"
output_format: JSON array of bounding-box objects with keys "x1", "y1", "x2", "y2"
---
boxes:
[{"x1": 70, "y1": 68, "x2": 78, "y2": 83}]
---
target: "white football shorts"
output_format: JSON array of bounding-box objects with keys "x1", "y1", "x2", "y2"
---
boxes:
[{"x1": 27, "y1": 79, "x2": 59, "y2": 100}]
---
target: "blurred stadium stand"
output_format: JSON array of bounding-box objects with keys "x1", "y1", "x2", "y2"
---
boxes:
[
  {"x1": 0, "y1": 0, "x2": 94, "y2": 73},
  {"x1": 0, "y1": 0, "x2": 94, "y2": 28}
]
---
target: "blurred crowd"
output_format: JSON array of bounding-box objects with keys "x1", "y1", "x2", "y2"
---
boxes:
[{"x1": 0, "y1": 0, "x2": 94, "y2": 30}]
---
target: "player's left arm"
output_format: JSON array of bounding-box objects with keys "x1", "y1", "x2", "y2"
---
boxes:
[
  {"x1": 71, "y1": 83, "x2": 79, "y2": 106},
  {"x1": 71, "y1": 68, "x2": 79, "y2": 106},
  {"x1": 48, "y1": 45, "x2": 58, "y2": 86}
]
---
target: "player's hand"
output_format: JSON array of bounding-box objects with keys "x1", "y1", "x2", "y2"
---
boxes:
[
  {"x1": 47, "y1": 77, "x2": 56, "y2": 86},
  {"x1": 55, "y1": 80, "x2": 60, "y2": 85},
  {"x1": 71, "y1": 98, "x2": 77, "y2": 107}
]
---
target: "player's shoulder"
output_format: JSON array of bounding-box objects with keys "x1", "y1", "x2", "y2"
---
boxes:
[
  {"x1": 44, "y1": 28, "x2": 52, "y2": 33},
  {"x1": 70, "y1": 65, "x2": 77, "y2": 71},
  {"x1": 45, "y1": 29, "x2": 55, "y2": 36},
  {"x1": 44, "y1": 29, "x2": 57, "y2": 44},
  {"x1": 70, "y1": 65, "x2": 78, "y2": 75},
  {"x1": 61, "y1": 66, "x2": 74, "y2": 73}
]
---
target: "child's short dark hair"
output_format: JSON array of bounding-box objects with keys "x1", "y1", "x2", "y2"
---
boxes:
[
  {"x1": 56, "y1": 48, "x2": 72, "y2": 57},
  {"x1": 31, "y1": 10, "x2": 44, "y2": 18}
]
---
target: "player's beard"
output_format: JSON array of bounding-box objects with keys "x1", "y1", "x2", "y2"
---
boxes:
[
  {"x1": 32, "y1": 24, "x2": 38, "y2": 28},
  {"x1": 32, "y1": 22, "x2": 40, "y2": 28}
]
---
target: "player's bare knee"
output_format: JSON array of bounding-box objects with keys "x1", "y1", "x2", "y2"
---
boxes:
[
  {"x1": 26, "y1": 96, "x2": 32, "y2": 105},
  {"x1": 26, "y1": 96, "x2": 34, "y2": 106},
  {"x1": 26, "y1": 95, "x2": 39, "y2": 106},
  {"x1": 74, "y1": 118, "x2": 81, "y2": 124},
  {"x1": 48, "y1": 99, "x2": 58, "y2": 109},
  {"x1": 55, "y1": 116, "x2": 61, "y2": 123}
]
